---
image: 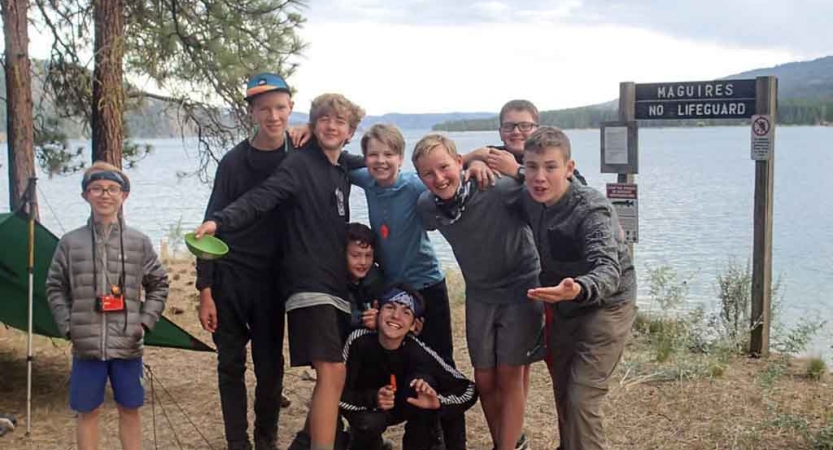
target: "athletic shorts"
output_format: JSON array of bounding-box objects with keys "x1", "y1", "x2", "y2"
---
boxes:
[
  {"x1": 69, "y1": 356, "x2": 144, "y2": 413},
  {"x1": 465, "y1": 300, "x2": 545, "y2": 369},
  {"x1": 288, "y1": 304, "x2": 351, "y2": 367}
]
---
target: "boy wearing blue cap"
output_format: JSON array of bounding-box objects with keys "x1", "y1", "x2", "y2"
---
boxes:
[
  {"x1": 340, "y1": 286, "x2": 478, "y2": 450},
  {"x1": 196, "y1": 72, "x2": 296, "y2": 450},
  {"x1": 47, "y1": 161, "x2": 169, "y2": 450}
]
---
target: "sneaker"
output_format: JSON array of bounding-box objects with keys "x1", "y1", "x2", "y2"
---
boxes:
[
  {"x1": 491, "y1": 433, "x2": 530, "y2": 450},
  {"x1": 515, "y1": 433, "x2": 530, "y2": 450}
]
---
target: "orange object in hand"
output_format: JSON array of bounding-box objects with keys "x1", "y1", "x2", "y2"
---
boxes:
[{"x1": 390, "y1": 374, "x2": 397, "y2": 392}]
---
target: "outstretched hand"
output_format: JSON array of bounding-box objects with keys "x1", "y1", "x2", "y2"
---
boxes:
[
  {"x1": 406, "y1": 378, "x2": 441, "y2": 410},
  {"x1": 194, "y1": 221, "x2": 218, "y2": 239},
  {"x1": 527, "y1": 278, "x2": 582, "y2": 303}
]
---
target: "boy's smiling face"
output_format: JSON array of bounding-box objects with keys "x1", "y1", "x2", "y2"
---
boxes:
[
  {"x1": 314, "y1": 110, "x2": 353, "y2": 152},
  {"x1": 415, "y1": 147, "x2": 463, "y2": 201},
  {"x1": 377, "y1": 301, "x2": 416, "y2": 344},
  {"x1": 365, "y1": 137, "x2": 403, "y2": 187},
  {"x1": 500, "y1": 109, "x2": 538, "y2": 155},
  {"x1": 346, "y1": 240, "x2": 374, "y2": 281},
  {"x1": 524, "y1": 146, "x2": 575, "y2": 206},
  {"x1": 82, "y1": 179, "x2": 128, "y2": 222},
  {"x1": 249, "y1": 91, "x2": 293, "y2": 143}
]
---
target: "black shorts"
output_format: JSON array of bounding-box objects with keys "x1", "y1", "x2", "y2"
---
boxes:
[{"x1": 287, "y1": 304, "x2": 351, "y2": 367}]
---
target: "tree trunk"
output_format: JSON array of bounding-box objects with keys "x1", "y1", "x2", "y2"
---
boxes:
[
  {"x1": 91, "y1": 0, "x2": 125, "y2": 167},
  {"x1": 1, "y1": 0, "x2": 37, "y2": 217}
]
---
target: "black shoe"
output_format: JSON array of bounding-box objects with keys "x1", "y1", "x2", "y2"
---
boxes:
[
  {"x1": 227, "y1": 441, "x2": 253, "y2": 450},
  {"x1": 255, "y1": 434, "x2": 278, "y2": 450},
  {"x1": 287, "y1": 431, "x2": 311, "y2": 450}
]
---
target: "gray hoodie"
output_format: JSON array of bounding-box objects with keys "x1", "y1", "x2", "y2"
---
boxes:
[
  {"x1": 46, "y1": 219, "x2": 168, "y2": 360},
  {"x1": 523, "y1": 180, "x2": 636, "y2": 318}
]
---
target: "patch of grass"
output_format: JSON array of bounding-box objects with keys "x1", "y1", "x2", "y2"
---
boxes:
[{"x1": 805, "y1": 357, "x2": 827, "y2": 381}]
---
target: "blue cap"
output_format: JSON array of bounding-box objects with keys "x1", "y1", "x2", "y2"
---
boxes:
[
  {"x1": 379, "y1": 288, "x2": 425, "y2": 318},
  {"x1": 245, "y1": 73, "x2": 291, "y2": 102}
]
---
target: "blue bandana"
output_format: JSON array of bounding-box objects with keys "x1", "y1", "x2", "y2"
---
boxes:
[
  {"x1": 379, "y1": 288, "x2": 425, "y2": 318},
  {"x1": 82, "y1": 171, "x2": 130, "y2": 192}
]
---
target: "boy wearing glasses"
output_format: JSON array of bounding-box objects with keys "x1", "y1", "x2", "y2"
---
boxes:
[
  {"x1": 47, "y1": 162, "x2": 169, "y2": 450},
  {"x1": 194, "y1": 93, "x2": 365, "y2": 450},
  {"x1": 463, "y1": 99, "x2": 587, "y2": 185}
]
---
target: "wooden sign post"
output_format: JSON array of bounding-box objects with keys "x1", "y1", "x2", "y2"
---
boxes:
[
  {"x1": 617, "y1": 76, "x2": 778, "y2": 357},
  {"x1": 750, "y1": 77, "x2": 777, "y2": 357}
]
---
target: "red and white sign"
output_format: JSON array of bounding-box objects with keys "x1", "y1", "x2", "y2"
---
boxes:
[{"x1": 606, "y1": 183, "x2": 639, "y2": 244}]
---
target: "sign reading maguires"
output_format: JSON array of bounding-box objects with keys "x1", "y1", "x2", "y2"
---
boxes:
[{"x1": 635, "y1": 79, "x2": 757, "y2": 120}]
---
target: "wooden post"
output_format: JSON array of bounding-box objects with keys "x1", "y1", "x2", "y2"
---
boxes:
[
  {"x1": 750, "y1": 76, "x2": 777, "y2": 357},
  {"x1": 618, "y1": 82, "x2": 636, "y2": 256}
]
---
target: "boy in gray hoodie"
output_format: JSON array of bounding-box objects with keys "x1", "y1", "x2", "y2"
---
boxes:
[
  {"x1": 523, "y1": 127, "x2": 636, "y2": 450},
  {"x1": 46, "y1": 162, "x2": 169, "y2": 450}
]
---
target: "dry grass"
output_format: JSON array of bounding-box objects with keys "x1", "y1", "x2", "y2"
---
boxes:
[{"x1": 0, "y1": 262, "x2": 830, "y2": 449}]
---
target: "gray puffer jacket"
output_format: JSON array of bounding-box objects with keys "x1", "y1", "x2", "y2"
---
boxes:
[{"x1": 46, "y1": 219, "x2": 169, "y2": 360}]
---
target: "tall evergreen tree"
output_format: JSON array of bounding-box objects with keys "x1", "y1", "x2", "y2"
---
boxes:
[
  {"x1": 33, "y1": 0, "x2": 306, "y2": 172},
  {"x1": 1, "y1": 0, "x2": 37, "y2": 215}
]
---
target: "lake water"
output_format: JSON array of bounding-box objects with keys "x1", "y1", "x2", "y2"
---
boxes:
[{"x1": 1, "y1": 126, "x2": 831, "y2": 357}]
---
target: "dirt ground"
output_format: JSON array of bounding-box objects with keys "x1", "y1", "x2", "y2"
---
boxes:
[{"x1": 0, "y1": 260, "x2": 830, "y2": 449}]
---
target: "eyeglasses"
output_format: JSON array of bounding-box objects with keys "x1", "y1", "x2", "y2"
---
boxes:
[
  {"x1": 500, "y1": 122, "x2": 538, "y2": 133},
  {"x1": 87, "y1": 186, "x2": 123, "y2": 196}
]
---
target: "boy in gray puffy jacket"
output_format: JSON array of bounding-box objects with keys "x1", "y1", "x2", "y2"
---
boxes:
[{"x1": 46, "y1": 161, "x2": 169, "y2": 450}]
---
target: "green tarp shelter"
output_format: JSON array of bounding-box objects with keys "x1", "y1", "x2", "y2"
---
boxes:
[{"x1": 0, "y1": 212, "x2": 213, "y2": 352}]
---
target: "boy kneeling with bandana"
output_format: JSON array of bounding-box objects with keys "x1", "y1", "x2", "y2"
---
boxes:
[
  {"x1": 46, "y1": 162, "x2": 169, "y2": 450},
  {"x1": 340, "y1": 287, "x2": 477, "y2": 450}
]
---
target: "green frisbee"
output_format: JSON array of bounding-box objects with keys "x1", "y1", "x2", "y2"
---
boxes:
[{"x1": 185, "y1": 232, "x2": 229, "y2": 260}]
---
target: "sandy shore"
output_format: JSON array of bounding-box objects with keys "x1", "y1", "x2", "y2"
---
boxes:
[{"x1": 0, "y1": 258, "x2": 829, "y2": 449}]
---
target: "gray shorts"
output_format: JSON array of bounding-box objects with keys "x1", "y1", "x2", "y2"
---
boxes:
[{"x1": 465, "y1": 300, "x2": 545, "y2": 369}]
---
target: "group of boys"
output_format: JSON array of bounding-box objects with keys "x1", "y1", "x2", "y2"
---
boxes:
[{"x1": 45, "y1": 72, "x2": 635, "y2": 450}]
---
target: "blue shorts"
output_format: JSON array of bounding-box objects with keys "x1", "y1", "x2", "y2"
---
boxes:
[{"x1": 69, "y1": 356, "x2": 144, "y2": 413}]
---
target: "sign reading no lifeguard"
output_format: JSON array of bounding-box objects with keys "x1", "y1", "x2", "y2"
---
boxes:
[{"x1": 634, "y1": 80, "x2": 757, "y2": 120}]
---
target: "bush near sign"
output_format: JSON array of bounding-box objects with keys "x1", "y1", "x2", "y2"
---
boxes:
[{"x1": 635, "y1": 79, "x2": 757, "y2": 120}]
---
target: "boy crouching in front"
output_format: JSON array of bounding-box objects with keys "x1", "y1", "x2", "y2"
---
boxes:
[{"x1": 340, "y1": 286, "x2": 477, "y2": 450}]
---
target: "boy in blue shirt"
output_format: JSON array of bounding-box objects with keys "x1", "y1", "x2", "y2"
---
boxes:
[{"x1": 348, "y1": 124, "x2": 467, "y2": 449}]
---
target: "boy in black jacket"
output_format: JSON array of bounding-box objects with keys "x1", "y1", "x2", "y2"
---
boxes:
[{"x1": 340, "y1": 287, "x2": 477, "y2": 450}]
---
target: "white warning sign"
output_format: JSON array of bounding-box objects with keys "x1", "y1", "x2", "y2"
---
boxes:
[
  {"x1": 751, "y1": 114, "x2": 774, "y2": 161},
  {"x1": 607, "y1": 183, "x2": 638, "y2": 244}
]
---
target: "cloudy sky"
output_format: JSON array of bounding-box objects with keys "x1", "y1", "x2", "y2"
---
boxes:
[{"x1": 287, "y1": 0, "x2": 833, "y2": 114}]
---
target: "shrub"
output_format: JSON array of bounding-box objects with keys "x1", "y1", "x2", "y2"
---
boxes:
[{"x1": 805, "y1": 357, "x2": 827, "y2": 381}]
